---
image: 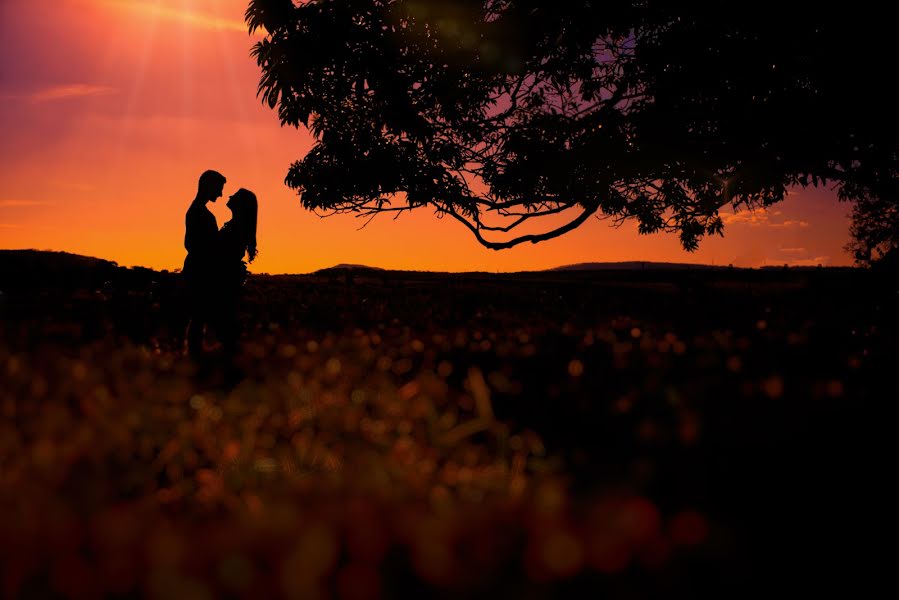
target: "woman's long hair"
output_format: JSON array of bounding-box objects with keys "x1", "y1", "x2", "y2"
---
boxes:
[{"x1": 229, "y1": 188, "x2": 258, "y2": 262}]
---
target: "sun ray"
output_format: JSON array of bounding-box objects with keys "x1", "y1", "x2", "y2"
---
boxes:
[
  {"x1": 108, "y1": 0, "x2": 162, "y2": 187},
  {"x1": 179, "y1": 0, "x2": 195, "y2": 156},
  {"x1": 102, "y1": 0, "x2": 250, "y2": 33},
  {"x1": 211, "y1": 1, "x2": 259, "y2": 173}
]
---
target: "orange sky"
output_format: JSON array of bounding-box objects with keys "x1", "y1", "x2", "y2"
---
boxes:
[{"x1": 0, "y1": 0, "x2": 854, "y2": 273}]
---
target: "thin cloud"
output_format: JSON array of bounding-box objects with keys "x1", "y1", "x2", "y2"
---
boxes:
[
  {"x1": 0, "y1": 223, "x2": 23, "y2": 229},
  {"x1": 0, "y1": 200, "x2": 55, "y2": 207},
  {"x1": 773, "y1": 220, "x2": 809, "y2": 229},
  {"x1": 721, "y1": 211, "x2": 765, "y2": 226},
  {"x1": 103, "y1": 0, "x2": 260, "y2": 34},
  {"x1": 779, "y1": 247, "x2": 807, "y2": 254},
  {"x1": 31, "y1": 84, "x2": 118, "y2": 103},
  {"x1": 721, "y1": 208, "x2": 809, "y2": 229}
]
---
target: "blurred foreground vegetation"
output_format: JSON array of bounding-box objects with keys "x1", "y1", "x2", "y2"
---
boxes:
[{"x1": 0, "y1": 252, "x2": 895, "y2": 598}]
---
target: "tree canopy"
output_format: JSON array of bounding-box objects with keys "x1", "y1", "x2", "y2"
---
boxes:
[{"x1": 247, "y1": 0, "x2": 896, "y2": 260}]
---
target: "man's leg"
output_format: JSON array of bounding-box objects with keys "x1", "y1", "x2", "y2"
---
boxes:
[
  {"x1": 185, "y1": 279, "x2": 207, "y2": 357},
  {"x1": 186, "y1": 315, "x2": 205, "y2": 357},
  {"x1": 218, "y1": 291, "x2": 239, "y2": 358}
]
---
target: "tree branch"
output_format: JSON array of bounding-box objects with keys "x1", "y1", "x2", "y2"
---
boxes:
[
  {"x1": 473, "y1": 202, "x2": 574, "y2": 232},
  {"x1": 441, "y1": 203, "x2": 599, "y2": 250}
]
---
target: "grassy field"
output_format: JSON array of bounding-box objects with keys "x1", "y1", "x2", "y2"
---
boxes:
[{"x1": 0, "y1": 252, "x2": 895, "y2": 598}]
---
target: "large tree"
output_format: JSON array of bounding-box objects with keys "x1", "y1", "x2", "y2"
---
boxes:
[{"x1": 247, "y1": 0, "x2": 896, "y2": 258}]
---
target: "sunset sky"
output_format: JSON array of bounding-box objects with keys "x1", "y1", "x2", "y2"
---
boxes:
[{"x1": 0, "y1": 0, "x2": 854, "y2": 273}]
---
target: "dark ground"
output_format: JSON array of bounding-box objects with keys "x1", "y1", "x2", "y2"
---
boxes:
[{"x1": 0, "y1": 250, "x2": 896, "y2": 598}]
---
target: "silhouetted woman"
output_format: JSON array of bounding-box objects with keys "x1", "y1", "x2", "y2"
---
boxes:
[{"x1": 215, "y1": 188, "x2": 258, "y2": 357}]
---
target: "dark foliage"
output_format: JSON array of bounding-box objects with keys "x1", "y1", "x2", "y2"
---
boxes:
[{"x1": 247, "y1": 0, "x2": 896, "y2": 256}]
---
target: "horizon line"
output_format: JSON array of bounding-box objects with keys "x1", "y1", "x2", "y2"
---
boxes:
[{"x1": 0, "y1": 248, "x2": 856, "y2": 275}]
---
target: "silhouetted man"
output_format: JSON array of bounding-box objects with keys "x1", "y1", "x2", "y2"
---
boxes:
[{"x1": 183, "y1": 169, "x2": 226, "y2": 357}]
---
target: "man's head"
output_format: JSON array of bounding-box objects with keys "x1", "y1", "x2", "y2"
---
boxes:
[{"x1": 197, "y1": 170, "x2": 226, "y2": 202}]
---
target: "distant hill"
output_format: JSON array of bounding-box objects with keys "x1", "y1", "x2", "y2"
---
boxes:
[
  {"x1": 310, "y1": 263, "x2": 387, "y2": 280},
  {"x1": 0, "y1": 249, "x2": 119, "y2": 271},
  {"x1": 324, "y1": 264, "x2": 384, "y2": 271},
  {"x1": 758, "y1": 264, "x2": 856, "y2": 271},
  {"x1": 549, "y1": 261, "x2": 732, "y2": 271},
  {"x1": 0, "y1": 249, "x2": 162, "y2": 290},
  {"x1": 312, "y1": 261, "x2": 732, "y2": 276},
  {"x1": 0, "y1": 249, "x2": 121, "y2": 286}
]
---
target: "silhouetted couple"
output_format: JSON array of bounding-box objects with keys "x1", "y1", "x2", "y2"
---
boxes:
[{"x1": 183, "y1": 170, "x2": 257, "y2": 360}]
